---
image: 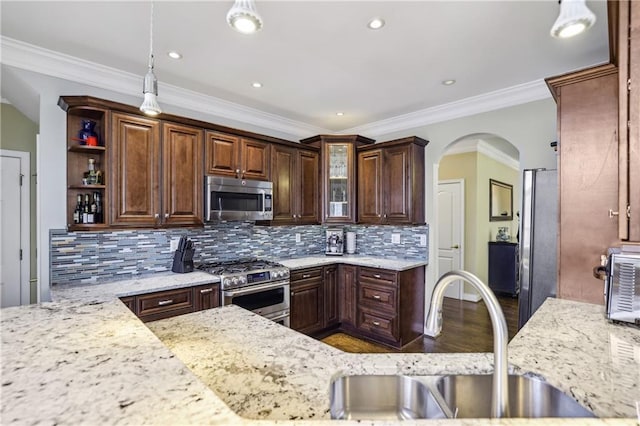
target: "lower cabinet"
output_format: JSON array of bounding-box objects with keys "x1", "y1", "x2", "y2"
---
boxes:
[
  {"x1": 290, "y1": 267, "x2": 324, "y2": 334},
  {"x1": 324, "y1": 265, "x2": 339, "y2": 328},
  {"x1": 488, "y1": 242, "x2": 519, "y2": 296},
  {"x1": 355, "y1": 266, "x2": 425, "y2": 348},
  {"x1": 290, "y1": 263, "x2": 425, "y2": 348},
  {"x1": 338, "y1": 264, "x2": 357, "y2": 327},
  {"x1": 120, "y1": 282, "x2": 220, "y2": 322}
]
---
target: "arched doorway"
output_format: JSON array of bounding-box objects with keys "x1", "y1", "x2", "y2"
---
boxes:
[{"x1": 436, "y1": 133, "x2": 520, "y2": 301}]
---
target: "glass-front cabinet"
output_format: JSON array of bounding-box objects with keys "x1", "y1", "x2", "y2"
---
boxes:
[{"x1": 300, "y1": 134, "x2": 374, "y2": 223}]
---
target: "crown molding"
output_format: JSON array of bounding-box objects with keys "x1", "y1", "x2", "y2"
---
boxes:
[
  {"x1": 0, "y1": 36, "x2": 328, "y2": 138},
  {"x1": 340, "y1": 79, "x2": 551, "y2": 137},
  {"x1": 2, "y1": 36, "x2": 552, "y2": 139},
  {"x1": 443, "y1": 139, "x2": 520, "y2": 170}
]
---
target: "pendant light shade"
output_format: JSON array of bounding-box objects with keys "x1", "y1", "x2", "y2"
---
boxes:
[
  {"x1": 140, "y1": 2, "x2": 162, "y2": 116},
  {"x1": 227, "y1": 0, "x2": 263, "y2": 34},
  {"x1": 550, "y1": 0, "x2": 596, "y2": 39}
]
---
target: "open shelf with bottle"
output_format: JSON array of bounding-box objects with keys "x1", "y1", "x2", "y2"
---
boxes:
[{"x1": 62, "y1": 101, "x2": 109, "y2": 230}]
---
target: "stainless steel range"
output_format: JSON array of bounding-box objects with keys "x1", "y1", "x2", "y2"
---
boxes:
[{"x1": 197, "y1": 258, "x2": 290, "y2": 327}]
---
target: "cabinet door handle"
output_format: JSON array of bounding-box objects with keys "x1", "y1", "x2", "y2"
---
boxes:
[
  {"x1": 199, "y1": 288, "x2": 213, "y2": 294},
  {"x1": 373, "y1": 294, "x2": 381, "y2": 300},
  {"x1": 372, "y1": 321, "x2": 380, "y2": 326},
  {"x1": 373, "y1": 274, "x2": 381, "y2": 278},
  {"x1": 165, "y1": 213, "x2": 170, "y2": 219},
  {"x1": 302, "y1": 274, "x2": 311, "y2": 278},
  {"x1": 235, "y1": 169, "x2": 240, "y2": 178},
  {"x1": 154, "y1": 213, "x2": 159, "y2": 219},
  {"x1": 158, "y1": 299, "x2": 174, "y2": 306},
  {"x1": 451, "y1": 245, "x2": 460, "y2": 249},
  {"x1": 290, "y1": 291, "x2": 295, "y2": 296}
]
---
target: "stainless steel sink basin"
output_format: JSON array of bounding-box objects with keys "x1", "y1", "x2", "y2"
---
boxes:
[
  {"x1": 435, "y1": 374, "x2": 595, "y2": 418},
  {"x1": 330, "y1": 374, "x2": 595, "y2": 419},
  {"x1": 329, "y1": 375, "x2": 447, "y2": 420}
]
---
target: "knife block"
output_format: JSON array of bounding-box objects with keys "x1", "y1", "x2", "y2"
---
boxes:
[{"x1": 171, "y1": 248, "x2": 194, "y2": 273}]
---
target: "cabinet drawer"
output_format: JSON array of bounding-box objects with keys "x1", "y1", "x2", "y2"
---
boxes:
[
  {"x1": 359, "y1": 282, "x2": 397, "y2": 313},
  {"x1": 137, "y1": 288, "x2": 194, "y2": 322},
  {"x1": 357, "y1": 307, "x2": 398, "y2": 342},
  {"x1": 358, "y1": 267, "x2": 397, "y2": 286},
  {"x1": 291, "y1": 267, "x2": 323, "y2": 283}
]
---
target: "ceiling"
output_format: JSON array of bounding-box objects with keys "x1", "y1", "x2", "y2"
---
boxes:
[{"x1": 1, "y1": 1, "x2": 610, "y2": 132}]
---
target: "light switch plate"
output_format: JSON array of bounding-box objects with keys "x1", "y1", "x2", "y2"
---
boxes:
[
  {"x1": 419, "y1": 235, "x2": 427, "y2": 247},
  {"x1": 392, "y1": 233, "x2": 401, "y2": 244},
  {"x1": 295, "y1": 233, "x2": 301, "y2": 243}
]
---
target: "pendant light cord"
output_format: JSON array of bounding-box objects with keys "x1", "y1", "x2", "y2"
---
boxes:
[{"x1": 148, "y1": 1, "x2": 154, "y2": 69}]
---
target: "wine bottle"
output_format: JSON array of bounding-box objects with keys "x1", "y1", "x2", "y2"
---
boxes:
[
  {"x1": 93, "y1": 191, "x2": 103, "y2": 224},
  {"x1": 83, "y1": 194, "x2": 91, "y2": 224},
  {"x1": 88, "y1": 158, "x2": 97, "y2": 185},
  {"x1": 73, "y1": 195, "x2": 82, "y2": 224},
  {"x1": 90, "y1": 193, "x2": 98, "y2": 224}
]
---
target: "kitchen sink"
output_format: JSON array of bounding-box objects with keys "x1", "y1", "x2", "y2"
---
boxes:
[
  {"x1": 329, "y1": 374, "x2": 595, "y2": 420},
  {"x1": 435, "y1": 374, "x2": 596, "y2": 418},
  {"x1": 329, "y1": 375, "x2": 447, "y2": 420}
]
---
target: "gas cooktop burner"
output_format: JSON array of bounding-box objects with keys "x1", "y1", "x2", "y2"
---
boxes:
[{"x1": 196, "y1": 258, "x2": 290, "y2": 290}]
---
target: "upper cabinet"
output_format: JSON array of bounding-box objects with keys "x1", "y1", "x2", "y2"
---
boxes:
[
  {"x1": 271, "y1": 144, "x2": 319, "y2": 224},
  {"x1": 59, "y1": 98, "x2": 109, "y2": 231},
  {"x1": 358, "y1": 137, "x2": 427, "y2": 225},
  {"x1": 110, "y1": 114, "x2": 203, "y2": 228},
  {"x1": 301, "y1": 135, "x2": 374, "y2": 224},
  {"x1": 617, "y1": 0, "x2": 640, "y2": 241},
  {"x1": 205, "y1": 131, "x2": 270, "y2": 181}
]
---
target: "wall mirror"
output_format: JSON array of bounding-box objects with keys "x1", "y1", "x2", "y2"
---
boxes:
[{"x1": 489, "y1": 179, "x2": 513, "y2": 221}]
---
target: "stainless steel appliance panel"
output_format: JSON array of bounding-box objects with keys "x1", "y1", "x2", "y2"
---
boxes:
[
  {"x1": 206, "y1": 176, "x2": 273, "y2": 221},
  {"x1": 606, "y1": 253, "x2": 640, "y2": 325},
  {"x1": 222, "y1": 280, "x2": 290, "y2": 323},
  {"x1": 518, "y1": 169, "x2": 558, "y2": 329}
]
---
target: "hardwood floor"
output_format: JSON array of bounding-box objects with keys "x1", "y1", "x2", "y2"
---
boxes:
[{"x1": 321, "y1": 296, "x2": 519, "y2": 353}]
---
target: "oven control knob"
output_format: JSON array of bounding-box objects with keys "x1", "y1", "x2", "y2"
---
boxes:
[
  {"x1": 283, "y1": 269, "x2": 290, "y2": 277},
  {"x1": 239, "y1": 276, "x2": 247, "y2": 285},
  {"x1": 273, "y1": 271, "x2": 281, "y2": 278},
  {"x1": 232, "y1": 277, "x2": 239, "y2": 286},
  {"x1": 223, "y1": 278, "x2": 231, "y2": 286}
]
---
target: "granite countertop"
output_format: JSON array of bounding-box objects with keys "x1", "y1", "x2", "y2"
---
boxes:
[
  {"x1": 278, "y1": 255, "x2": 427, "y2": 271},
  {"x1": 2, "y1": 267, "x2": 639, "y2": 425}
]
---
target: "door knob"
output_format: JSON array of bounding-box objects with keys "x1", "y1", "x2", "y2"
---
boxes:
[{"x1": 451, "y1": 245, "x2": 460, "y2": 249}]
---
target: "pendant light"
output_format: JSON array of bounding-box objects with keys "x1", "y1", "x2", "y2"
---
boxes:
[
  {"x1": 227, "y1": 0, "x2": 263, "y2": 34},
  {"x1": 550, "y1": 0, "x2": 596, "y2": 39},
  {"x1": 140, "y1": 2, "x2": 162, "y2": 116}
]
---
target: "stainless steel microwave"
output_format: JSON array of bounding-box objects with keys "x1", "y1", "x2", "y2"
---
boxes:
[{"x1": 205, "y1": 176, "x2": 273, "y2": 221}]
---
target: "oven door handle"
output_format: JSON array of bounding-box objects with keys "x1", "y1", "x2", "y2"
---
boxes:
[
  {"x1": 224, "y1": 280, "x2": 289, "y2": 297},
  {"x1": 264, "y1": 311, "x2": 290, "y2": 322}
]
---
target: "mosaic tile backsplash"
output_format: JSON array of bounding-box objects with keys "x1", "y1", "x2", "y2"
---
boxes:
[{"x1": 50, "y1": 223, "x2": 429, "y2": 285}]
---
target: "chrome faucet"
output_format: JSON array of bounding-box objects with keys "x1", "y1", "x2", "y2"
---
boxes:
[{"x1": 425, "y1": 270, "x2": 510, "y2": 418}]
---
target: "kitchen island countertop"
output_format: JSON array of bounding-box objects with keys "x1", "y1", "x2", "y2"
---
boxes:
[{"x1": 2, "y1": 273, "x2": 638, "y2": 425}]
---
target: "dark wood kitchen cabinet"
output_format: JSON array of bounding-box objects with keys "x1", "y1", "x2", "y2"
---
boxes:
[
  {"x1": 135, "y1": 287, "x2": 195, "y2": 322},
  {"x1": 119, "y1": 282, "x2": 220, "y2": 321},
  {"x1": 193, "y1": 283, "x2": 220, "y2": 311},
  {"x1": 323, "y1": 265, "x2": 339, "y2": 328},
  {"x1": 617, "y1": 0, "x2": 640, "y2": 241},
  {"x1": 358, "y1": 137, "x2": 427, "y2": 225},
  {"x1": 301, "y1": 134, "x2": 374, "y2": 224},
  {"x1": 59, "y1": 98, "x2": 110, "y2": 231},
  {"x1": 205, "y1": 131, "x2": 270, "y2": 181},
  {"x1": 338, "y1": 264, "x2": 357, "y2": 328},
  {"x1": 355, "y1": 266, "x2": 425, "y2": 348},
  {"x1": 110, "y1": 115, "x2": 203, "y2": 228},
  {"x1": 547, "y1": 64, "x2": 620, "y2": 303},
  {"x1": 271, "y1": 145, "x2": 319, "y2": 224},
  {"x1": 290, "y1": 267, "x2": 324, "y2": 334}
]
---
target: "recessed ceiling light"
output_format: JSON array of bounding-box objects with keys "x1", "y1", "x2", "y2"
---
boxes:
[
  {"x1": 336, "y1": 112, "x2": 344, "y2": 116},
  {"x1": 167, "y1": 51, "x2": 182, "y2": 60},
  {"x1": 442, "y1": 79, "x2": 456, "y2": 86},
  {"x1": 367, "y1": 18, "x2": 385, "y2": 30},
  {"x1": 252, "y1": 82, "x2": 263, "y2": 88}
]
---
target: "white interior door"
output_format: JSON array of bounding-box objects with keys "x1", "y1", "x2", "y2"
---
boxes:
[
  {"x1": 438, "y1": 180, "x2": 464, "y2": 299},
  {"x1": 1, "y1": 151, "x2": 30, "y2": 307}
]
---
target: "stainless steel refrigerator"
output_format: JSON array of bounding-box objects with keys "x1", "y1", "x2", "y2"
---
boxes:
[{"x1": 518, "y1": 168, "x2": 558, "y2": 329}]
